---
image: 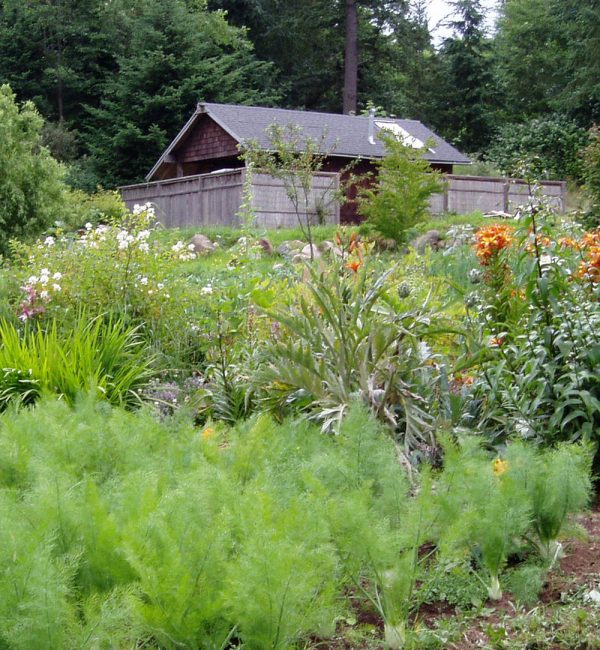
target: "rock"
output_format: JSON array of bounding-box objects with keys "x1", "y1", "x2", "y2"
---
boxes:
[
  {"x1": 300, "y1": 244, "x2": 321, "y2": 259},
  {"x1": 374, "y1": 237, "x2": 397, "y2": 252},
  {"x1": 318, "y1": 240, "x2": 342, "y2": 257},
  {"x1": 258, "y1": 238, "x2": 273, "y2": 255},
  {"x1": 190, "y1": 233, "x2": 216, "y2": 254},
  {"x1": 413, "y1": 229, "x2": 442, "y2": 253},
  {"x1": 276, "y1": 239, "x2": 305, "y2": 257}
]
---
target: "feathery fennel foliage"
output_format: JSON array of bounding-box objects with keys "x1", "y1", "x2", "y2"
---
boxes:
[{"x1": 0, "y1": 396, "x2": 592, "y2": 649}]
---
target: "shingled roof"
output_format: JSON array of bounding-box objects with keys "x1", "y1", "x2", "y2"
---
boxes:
[{"x1": 146, "y1": 102, "x2": 471, "y2": 181}]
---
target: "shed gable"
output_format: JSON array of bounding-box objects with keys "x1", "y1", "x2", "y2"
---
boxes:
[{"x1": 177, "y1": 114, "x2": 239, "y2": 163}]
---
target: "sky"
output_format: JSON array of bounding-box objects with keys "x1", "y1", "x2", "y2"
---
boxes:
[{"x1": 426, "y1": 0, "x2": 500, "y2": 44}]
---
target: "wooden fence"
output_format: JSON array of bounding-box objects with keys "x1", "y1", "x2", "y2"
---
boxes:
[
  {"x1": 120, "y1": 169, "x2": 340, "y2": 228},
  {"x1": 120, "y1": 170, "x2": 566, "y2": 228},
  {"x1": 429, "y1": 175, "x2": 566, "y2": 215}
]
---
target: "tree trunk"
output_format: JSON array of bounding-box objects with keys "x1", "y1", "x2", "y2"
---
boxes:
[{"x1": 343, "y1": 0, "x2": 358, "y2": 114}]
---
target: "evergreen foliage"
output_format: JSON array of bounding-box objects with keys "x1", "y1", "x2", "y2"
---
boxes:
[
  {"x1": 0, "y1": 85, "x2": 66, "y2": 252},
  {"x1": 358, "y1": 131, "x2": 443, "y2": 243}
]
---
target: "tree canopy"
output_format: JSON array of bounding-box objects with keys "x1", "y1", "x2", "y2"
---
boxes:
[{"x1": 0, "y1": 0, "x2": 597, "y2": 187}]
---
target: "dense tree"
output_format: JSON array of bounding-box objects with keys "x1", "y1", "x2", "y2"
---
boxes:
[
  {"x1": 86, "y1": 0, "x2": 279, "y2": 186},
  {"x1": 433, "y1": 0, "x2": 498, "y2": 152},
  {"x1": 0, "y1": 0, "x2": 279, "y2": 187},
  {"x1": 208, "y1": 0, "x2": 422, "y2": 115},
  {"x1": 0, "y1": 85, "x2": 66, "y2": 252},
  {"x1": 495, "y1": 0, "x2": 600, "y2": 127}
]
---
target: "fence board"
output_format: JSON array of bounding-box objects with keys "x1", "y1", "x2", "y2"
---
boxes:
[{"x1": 120, "y1": 171, "x2": 565, "y2": 228}]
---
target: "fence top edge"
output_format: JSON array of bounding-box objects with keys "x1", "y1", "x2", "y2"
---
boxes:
[{"x1": 447, "y1": 174, "x2": 565, "y2": 186}]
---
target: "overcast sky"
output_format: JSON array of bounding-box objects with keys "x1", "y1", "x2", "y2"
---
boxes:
[{"x1": 426, "y1": 0, "x2": 500, "y2": 44}]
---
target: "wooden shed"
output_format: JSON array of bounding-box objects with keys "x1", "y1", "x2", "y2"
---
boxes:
[{"x1": 124, "y1": 103, "x2": 471, "y2": 226}]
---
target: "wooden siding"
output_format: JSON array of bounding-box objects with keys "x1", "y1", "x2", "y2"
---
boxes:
[
  {"x1": 176, "y1": 115, "x2": 239, "y2": 165},
  {"x1": 120, "y1": 169, "x2": 340, "y2": 228}
]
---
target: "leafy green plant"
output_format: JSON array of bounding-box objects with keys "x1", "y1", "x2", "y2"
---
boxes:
[
  {"x1": 505, "y1": 442, "x2": 592, "y2": 566},
  {"x1": 0, "y1": 84, "x2": 67, "y2": 254},
  {"x1": 0, "y1": 315, "x2": 153, "y2": 409},
  {"x1": 253, "y1": 258, "x2": 440, "y2": 458},
  {"x1": 358, "y1": 130, "x2": 444, "y2": 245},
  {"x1": 435, "y1": 438, "x2": 531, "y2": 601},
  {"x1": 463, "y1": 200, "x2": 600, "y2": 460}
]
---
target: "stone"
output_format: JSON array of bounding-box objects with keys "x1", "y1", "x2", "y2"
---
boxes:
[
  {"x1": 258, "y1": 238, "x2": 273, "y2": 255},
  {"x1": 318, "y1": 240, "x2": 342, "y2": 257},
  {"x1": 300, "y1": 244, "x2": 321, "y2": 259},
  {"x1": 190, "y1": 233, "x2": 216, "y2": 254},
  {"x1": 276, "y1": 239, "x2": 305, "y2": 257},
  {"x1": 413, "y1": 229, "x2": 442, "y2": 253}
]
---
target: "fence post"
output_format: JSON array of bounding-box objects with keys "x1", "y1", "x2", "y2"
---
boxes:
[
  {"x1": 503, "y1": 181, "x2": 510, "y2": 213},
  {"x1": 443, "y1": 185, "x2": 449, "y2": 213}
]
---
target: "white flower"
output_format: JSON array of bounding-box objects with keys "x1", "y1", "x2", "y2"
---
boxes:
[
  {"x1": 52, "y1": 272, "x2": 62, "y2": 280},
  {"x1": 27, "y1": 275, "x2": 38, "y2": 284},
  {"x1": 187, "y1": 243, "x2": 195, "y2": 251},
  {"x1": 140, "y1": 277, "x2": 148, "y2": 286},
  {"x1": 157, "y1": 283, "x2": 164, "y2": 290},
  {"x1": 138, "y1": 242, "x2": 150, "y2": 253},
  {"x1": 201, "y1": 285, "x2": 213, "y2": 295},
  {"x1": 40, "y1": 274, "x2": 49, "y2": 286},
  {"x1": 40, "y1": 290, "x2": 49, "y2": 300},
  {"x1": 44, "y1": 236, "x2": 55, "y2": 247},
  {"x1": 85, "y1": 222, "x2": 93, "y2": 231},
  {"x1": 41, "y1": 268, "x2": 49, "y2": 275},
  {"x1": 52, "y1": 284, "x2": 61, "y2": 292},
  {"x1": 172, "y1": 241, "x2": 185, "y2": 252}
]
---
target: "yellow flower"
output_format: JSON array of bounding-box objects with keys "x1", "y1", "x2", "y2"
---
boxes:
[
  {"x1": 492, "y1": 458, "x2": 508, "y2": 476},
  {"x1": 201, "y1": 426, "x2": 216, "y2": 441}
]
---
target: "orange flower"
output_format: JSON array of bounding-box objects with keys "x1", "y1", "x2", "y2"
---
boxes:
[
  {"x1": 575, "y1": 230, "x2": 600, "y2": 282},
  {"x1": 581, "y1": 230, "x2": 600, "y2": 249},
  {"x1": 346, "y1": 259, "x2": 362, "y2": 273},
  {"x1": 557, "y1": 236, "x2": 580, "y2": 250},
  {"x1": 490, "y1": 335, "x2": 505, "y2": 347},
  {"x1": 473, "y1": 224, "x2": 515, "y2": 265},
  {"x1": 524, "y1": 233, "x2": 552, "y2": 254}
]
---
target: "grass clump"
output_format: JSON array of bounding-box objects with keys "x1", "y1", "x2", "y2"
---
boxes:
[{"x1": 0, "y1": 315, "x2": 153, "y2": 409}]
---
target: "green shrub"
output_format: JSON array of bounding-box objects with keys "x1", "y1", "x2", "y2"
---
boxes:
[
  {"x1": 0, "y1": 315, "x2": 153, "y2": 409},
  {"x1": 61, "y1": 188, "x2": 128, "y2": 231},
  {"x1": 0, "y1": 85, "x2": 67, "y2": 253},
  {"x1": 487, "y1": 114, "x2": 589, "y2": 181},
  {"x1": 357, "y1": 131, "x2": 444, "y2": 244},
  {"x1": 9, "y1": 204, "x2": 201, "y2": 365},
  {"x1": 581, "y1": 126, "x2": 600, "y2": 227}
]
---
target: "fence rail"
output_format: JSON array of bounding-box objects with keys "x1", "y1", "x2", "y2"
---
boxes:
[
  {"x1": 120, "y1": 171, "x2": 566, "y2": 228},
  {"x1": 429, "y1": 175, "x2": 566, "y2": 215},
  {"x1": 120, "y1": 169, "x2": 340, "y2": 228}
]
